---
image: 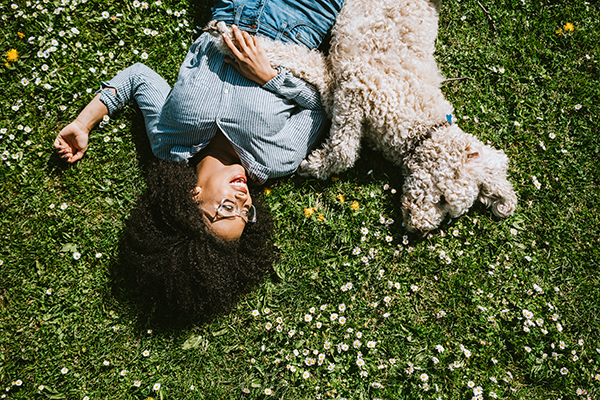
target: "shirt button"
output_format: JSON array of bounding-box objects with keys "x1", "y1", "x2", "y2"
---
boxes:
[{"x1": 223, "y1": 89, "x2": 229, "y2": 94}]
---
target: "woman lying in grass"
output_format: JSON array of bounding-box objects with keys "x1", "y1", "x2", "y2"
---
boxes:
[{"x1": 53, "y1": 0, "x2": 344, "y2": 325}]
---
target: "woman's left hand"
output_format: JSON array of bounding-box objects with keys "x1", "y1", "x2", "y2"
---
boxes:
[{"x1": 222, "y1": 25, "x2": 278, "y2": 86}]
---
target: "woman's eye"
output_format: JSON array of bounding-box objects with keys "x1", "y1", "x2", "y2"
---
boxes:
[{"x1": 222, "y1": 204, "x2": 235, "y2": 212}]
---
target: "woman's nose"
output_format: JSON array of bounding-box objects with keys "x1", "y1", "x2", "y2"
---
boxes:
[{"x1": 234, "y1": 191, "x2": 248, "y2": 200}]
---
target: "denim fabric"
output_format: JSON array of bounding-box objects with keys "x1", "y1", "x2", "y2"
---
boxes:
[{"x1": 211, "y1": 0, "x2": 345, "y2": 49}]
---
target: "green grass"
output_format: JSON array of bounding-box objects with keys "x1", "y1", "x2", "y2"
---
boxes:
[{"x1": 1, "y1": 0, "x2": 599, "y2": 399}]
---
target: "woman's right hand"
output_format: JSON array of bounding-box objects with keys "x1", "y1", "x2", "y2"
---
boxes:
[{"x1": 54, "y1": 120, "x2": 89, "y2": 163}]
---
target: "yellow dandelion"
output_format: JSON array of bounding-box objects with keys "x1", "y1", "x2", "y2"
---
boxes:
[
  {"x1": 17, "y1": 32, "x2": 25, "y2": 39},
  {"x1": 350, "y1": 200, "x2": 359, "y2": 210},
  {"x1": 5, "y1": 49, "x2": 18, "y2": 62},
  {"x1": 556, "y1": 28, "x2": 562, "y2": 35},
  {"x1": 331, "y1": 177, "x2": 339, "y2": 182},
  {"x1": 303, "y1": 207, "x2": 315, "y2": 218},
  {"x1": 317, "y1": 214, "x2": 324, "y2": 222},
  {"x1": 336, "y1": 194, "x2": 345, "y2": 203},
  {"x1": 563, "y1": 22, "x2": 574, "y2": 31},
  {"x1": 263, "y1": 187, "x2": 271, "y2": 195}
]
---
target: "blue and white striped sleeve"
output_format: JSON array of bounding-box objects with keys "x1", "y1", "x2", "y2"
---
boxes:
[
  {"x1": 252, "y1": 107, "x2": 328, "y2": 180},
  {"x1": 261, "y1": 66, "x2": 323, "y2": 111}
]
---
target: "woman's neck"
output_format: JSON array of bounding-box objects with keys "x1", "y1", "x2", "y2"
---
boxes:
[{"x1": 200, "y1": 129, "x2": 241, "y2": 165}]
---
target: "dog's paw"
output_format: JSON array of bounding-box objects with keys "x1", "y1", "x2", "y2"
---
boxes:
[
  {"x1": 204, "y1": 20, "x2": 232, "y2": 37},
  {"x1": 203, "y1": 21, "x2": 236, "y2": 58},
  {"x1": 298, "y1": 159, "x2": 322, "y2": 178},
  {"x1": 298, "y1": 152, "x2": 330, "y2": 179}
]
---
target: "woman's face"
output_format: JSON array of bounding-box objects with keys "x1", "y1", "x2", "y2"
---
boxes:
[{"x1": 194, "y1": 155, "x2": 253, "y2": 241}]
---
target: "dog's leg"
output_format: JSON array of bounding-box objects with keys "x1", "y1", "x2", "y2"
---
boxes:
[{"x1": 298, "y1": 97, "x2": 365, "y2": 179}]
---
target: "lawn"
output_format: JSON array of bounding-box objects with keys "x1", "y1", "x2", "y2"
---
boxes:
[{"x1": 1, "y1": 0, "x2": 599, "y2": 399}]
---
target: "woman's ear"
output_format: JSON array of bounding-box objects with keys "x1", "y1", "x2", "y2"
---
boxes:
[{"x1": 191, "y1": 186, "x2": 202, "y2": 203}]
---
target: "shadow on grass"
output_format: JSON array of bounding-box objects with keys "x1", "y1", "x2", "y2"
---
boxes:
[
  {"x1": 129, "y1": 108, "x2": 158, "y2": 172},
  {"x1": 46, "y1": 151, "x2": 73, "y2": 173}
]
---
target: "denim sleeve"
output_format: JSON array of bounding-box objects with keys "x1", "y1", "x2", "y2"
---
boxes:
[{"x1": 261, "y1": 66, "x2": 324, "y2": 111}]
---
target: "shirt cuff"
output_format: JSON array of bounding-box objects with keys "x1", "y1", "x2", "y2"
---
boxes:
[
  {"x1": 96, "y1": 82, "x2": 122, "y2": 116},
  {"x1": 261, "y1": 66, "x2": 287, "y2": 92}
]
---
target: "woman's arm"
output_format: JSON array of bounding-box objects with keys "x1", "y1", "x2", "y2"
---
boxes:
[
  {"x1": 222, "y1": 25, "x2": 323, "y2": 111},
  {"x1": 54, "y1": 88, "x2": 116, "y2": 163},
  {"x1": 222, "y1": 25, "x2": 278, "y2": 86},
  {"x1": 261, "y1": 67, "x2": 323, "y2": 111}
]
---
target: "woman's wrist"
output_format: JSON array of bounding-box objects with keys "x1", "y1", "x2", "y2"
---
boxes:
[
  {"x1": 71, "y1": 117, "x2": 91, "y2": 134},
  {"x1": 259, "y1": 67, "x2": 279, "y2": 86},
  {"x1": 74, "y1": 92, "x2": 111, "y2": 133}
]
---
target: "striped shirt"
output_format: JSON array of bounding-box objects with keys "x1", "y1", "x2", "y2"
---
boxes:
[{"x1": 99, "y1": 33, "x2": 327, "y2": 184}]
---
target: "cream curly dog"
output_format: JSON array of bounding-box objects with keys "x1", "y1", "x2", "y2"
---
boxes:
[
  {"x1": 207, "y1": 0, "x2": 517, "y2": 233},
  {"x1": 299, "y1": 0, "x2": 517, "y2": 232}
]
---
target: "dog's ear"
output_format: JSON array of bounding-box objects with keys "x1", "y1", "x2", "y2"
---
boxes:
[
  {"x1": 401, "y1": 174, "x2": 445, "y2": 233},
  {"x1": 466, "y1": 151, "x2": 479, "y2": 162},
  {"x1": 479, "y1": 179, "x2": 517, "y2": 217}
]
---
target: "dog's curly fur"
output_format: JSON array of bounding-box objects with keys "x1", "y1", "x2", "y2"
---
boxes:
[
  {"x1": 207, "y1": 0, "x2": 517, "y2": 233},
  {"x1": 295, "y1": 0, "x2": 517, "y2": 232},
  {"x1": 116, "y1": 160, "x2": 276, "y2": 326}
]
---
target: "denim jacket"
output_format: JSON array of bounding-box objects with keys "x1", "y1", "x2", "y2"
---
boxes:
[{"x1": 211, "y1": 0, "x2": 345, "y2": 49}]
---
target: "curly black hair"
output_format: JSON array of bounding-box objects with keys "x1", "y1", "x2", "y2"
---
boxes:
[{"x1": 116, "y1": 160, "x2": 277, "y2": 326}]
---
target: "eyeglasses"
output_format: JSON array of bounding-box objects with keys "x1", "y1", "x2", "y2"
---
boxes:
[{"x1": 204, "y1": 198, "x2": 257, "y2": 224}]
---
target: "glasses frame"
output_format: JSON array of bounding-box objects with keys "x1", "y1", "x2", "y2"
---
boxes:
[{"x1": 204, "y1": 198, "x2": 257, "y2": 224}]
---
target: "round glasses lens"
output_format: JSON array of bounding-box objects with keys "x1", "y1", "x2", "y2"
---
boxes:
[
  {"x1": 245, "y1": 205, "x2": 256, "y2": 222},
  {"x1": 217, "y1": 202, "x2": 235, "y2": 216},
  {"x1": 217, "y1": 200, "x2": 255, "y2": 223}
]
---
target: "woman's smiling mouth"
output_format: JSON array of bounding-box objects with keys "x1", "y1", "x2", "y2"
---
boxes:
[{"x1": 230, "y1": 175, "x2": 248, "y2": 193}]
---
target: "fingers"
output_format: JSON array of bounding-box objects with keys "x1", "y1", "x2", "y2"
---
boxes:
[
  {"x1": 54, "y1": 132, "x2": 67, "y2": 149},
  {"x1": 55, "y1": 140, "x2": 74, "y2": 161},
  {"x1": 241, "y1": 29, "x2": 255, "y2": 49},
  {"x1": 54, "y1": 136, "x2": 70, "y2": 158},
  {"x1": 61, "y1": 147, "x2": 86, "y2": 163},
  {"x1": 55, "y1": 145, "x2": 73, "y2": 161},
  {"x1": 252, "y1": 35, "x2": 262, "y2": 51},
  {"x1": 53, "y1": 126, "x2": 88, "y2": 163},
  {"x1": 223, "y1": 25, "x2": 257, "y2": 60},
  {"x1": 231, "y1": 25, "x2": 250, "y2": 52},
  {"x1": 70, "y1": 151, "x2": 84, "y2": 163},
  {"x1": 222, "y1": 33, "x2": 242, "y2": 60},
  {"x1": 221, "y1": 25, "x2": 275, "y2": 85}
]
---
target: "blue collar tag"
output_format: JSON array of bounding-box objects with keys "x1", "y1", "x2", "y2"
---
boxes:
[{"x1": 446, "y1": 114, "x2": 453, "y2": 125}]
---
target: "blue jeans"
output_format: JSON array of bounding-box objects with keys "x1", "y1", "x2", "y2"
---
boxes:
[{"x1": 211, "y1": 0, "x2": 345, "y2": 49}]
